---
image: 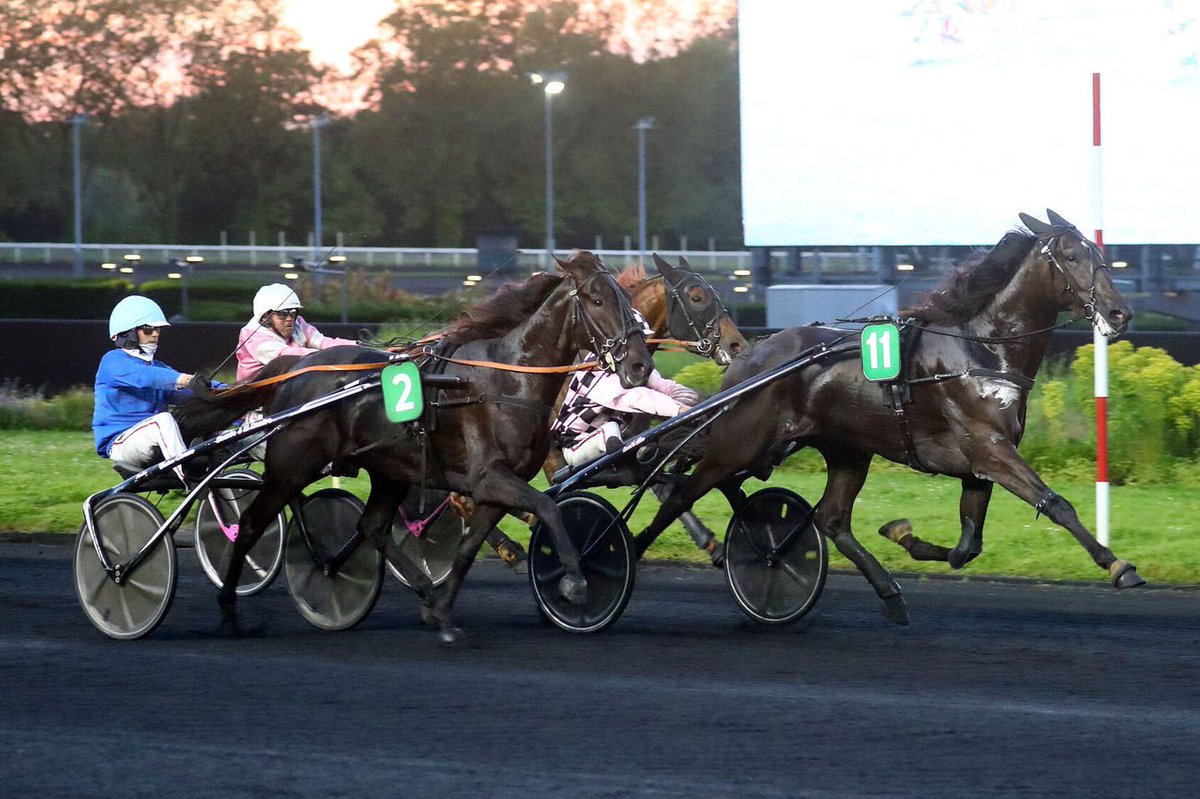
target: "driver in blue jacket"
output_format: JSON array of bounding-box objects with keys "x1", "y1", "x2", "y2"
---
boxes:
[{"x1": 93, "y1": 296, "x2": 199, "y2": 476}]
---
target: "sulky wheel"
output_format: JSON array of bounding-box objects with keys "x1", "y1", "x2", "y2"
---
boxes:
[
  {"x1": 283, "y1": 488, "x2": 383, "y2": 631},
  {"x1": 387, "y1": 489, "x2": 463, "y2": 588},
  {"x1": 528, "y1": 491, "x2": 635, "y2": 633},
  {"x1": 193, "y1": 468, "x2": 285, "y2": 596},
  {"x1": 74, "y1": 493, "x2": 177, "y2": 640},
  {"x1": 724, "y1": 487, "x2": 828, "y2": 625}
]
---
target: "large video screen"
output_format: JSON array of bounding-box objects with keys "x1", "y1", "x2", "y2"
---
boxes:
[{"x1": 740, "y1": 1, "x2": 1200, "y2": 245}]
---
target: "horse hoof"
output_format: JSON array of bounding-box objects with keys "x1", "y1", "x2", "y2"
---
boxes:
[
  {"x1": 878, "y1": 519, "x2": 913, "y2": 547},
  {"x1": 882, "y1": 593, "x2": 910, "y2": 626},
  {"x1": 1110, "y1": 560, "x2": 1147, "y2": 589},
  {"x1": 559, "y1": 574, "x2": 588, "y2": 605},
  {"x1": 709, "y1": 542, "x2": 726, "y2": 569},
  {"x1": 438, "y1": 627, "x2": 467, "y2": 647},
  {"x1": 419, "y1": 606, "x2": 439, "y2": 628},
  {"x1": 948, "y1": 546, "x2": 980, "y2": 570}
]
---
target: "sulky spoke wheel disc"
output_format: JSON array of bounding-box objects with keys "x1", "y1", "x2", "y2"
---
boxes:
[
  {"x1": 283, "y1": 488, "x2": 382, "y2": 631},
  {"x1": 724, "y1": 487, "x2": 827, "y2": 625},
  {"x1": 193, "y1": 468, "x2": 284, "y2": 596},
  {"x1": 74, "y1": 493, "x2": 177, "y2": 640},
  {"x1": 529, "y1": 491, "x2": 635, "y2": 633},
  {"x1": 387, "y1": 489, "x2": 462, "y2": 589}
]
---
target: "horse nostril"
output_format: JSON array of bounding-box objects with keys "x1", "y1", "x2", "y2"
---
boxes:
[{"x1": 1110, "y1": 309, "x2": 1128, "y2": 326}]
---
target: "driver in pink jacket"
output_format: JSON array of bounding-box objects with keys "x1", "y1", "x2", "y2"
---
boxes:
[{"x1": 235, "y1": 283, "x2": 357, "y2": 382}]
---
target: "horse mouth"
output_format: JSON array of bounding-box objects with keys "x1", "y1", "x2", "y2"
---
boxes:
[{"x1": 1094, "y1": 314, "x2": 1119, "y2": 339}]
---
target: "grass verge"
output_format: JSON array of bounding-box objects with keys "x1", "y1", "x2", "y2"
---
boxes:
[{"x1": 3, "y1": 431, "x2": 1195, "y2": 584}]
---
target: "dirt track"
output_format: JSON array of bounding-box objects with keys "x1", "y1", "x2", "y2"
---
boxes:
[{"x1": 2, "y1": 541, "x2": 1199, "y2": 798}]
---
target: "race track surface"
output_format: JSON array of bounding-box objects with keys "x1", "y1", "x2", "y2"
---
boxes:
[{"x1": 2, "y1": 542, "x2": 1198, "y2": 798}]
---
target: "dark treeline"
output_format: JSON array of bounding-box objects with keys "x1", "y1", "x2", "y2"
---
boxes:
[{"x1": 0, "y1": 1, "x2": 741, "y2": 251}]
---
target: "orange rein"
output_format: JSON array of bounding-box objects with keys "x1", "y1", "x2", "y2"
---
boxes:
[{"x1": 215, "y1": 336, "x2": 699, "y2": 394}]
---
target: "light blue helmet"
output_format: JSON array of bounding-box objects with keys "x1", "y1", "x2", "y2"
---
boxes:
[{"x1": 108, "y1": 295, "x2": 170, "y2": 339}]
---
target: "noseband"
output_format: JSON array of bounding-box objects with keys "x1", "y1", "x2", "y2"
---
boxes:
[
  {"x1": 568, "y1": 265, "x2": 644, "y2": 370},
  {"x1": 662, "y1": 271, "x2": 728, "y2": 357},
  {"x1": 1039, "y1": 232, "x2": 1108, "y2": 321}
]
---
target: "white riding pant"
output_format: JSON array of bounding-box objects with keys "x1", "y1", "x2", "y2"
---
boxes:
[
  {"x1": 562, "y1": 421, "x2": 622, "y2": 467},
  {"x1": 107, "y1": 412, "x2": 188, "y2": 472}
]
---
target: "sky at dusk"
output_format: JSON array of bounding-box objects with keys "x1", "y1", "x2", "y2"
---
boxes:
[{"x1": 279, "y1": 0, "x2": 394, "y2": 70}]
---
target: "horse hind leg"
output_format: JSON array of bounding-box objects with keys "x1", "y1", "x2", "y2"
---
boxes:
[
  {"x1": 817, "y1": 449, "x2": 909, "y2": 625},
  {"x1": 649, "y1": 483, "x2": 723, "y2": 566},
  {"x1": 453, "y1": 492, "x2": 529, "y2": 570}
]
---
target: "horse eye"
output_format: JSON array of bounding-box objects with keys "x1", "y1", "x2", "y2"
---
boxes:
[
  {"x1": 1067, "y1": 253, "x2": 1078, "y2": 263},
  {"x1": 592, "y1": 297, "x2": 604, "y2": 307}
]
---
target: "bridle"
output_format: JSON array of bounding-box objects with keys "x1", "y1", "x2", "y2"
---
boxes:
[
  {"x1": 1038, "y1": 229, "x2": 1108, "y2": 322},
  {"x1": 661, "y1": 269, "x2": 728, "y2": 357},
  {"x1": 567, "y1": 262, "x2": 646, "y2": 370}
]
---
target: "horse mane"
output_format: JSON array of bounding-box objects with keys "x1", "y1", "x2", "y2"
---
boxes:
[
  {"x1": 908, "y1": 230, "x2": 1037, "y2": 325},
  {"x1": 617, "y1": 263, "x2": 648, "y2": 290},
  {"x1": 443, "y1": 271, "x2": 565, "y2": 344}
]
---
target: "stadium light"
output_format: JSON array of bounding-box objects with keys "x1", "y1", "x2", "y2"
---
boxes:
[{"x1": 531, "y1": 72, "x2": 566, "y2": 267}]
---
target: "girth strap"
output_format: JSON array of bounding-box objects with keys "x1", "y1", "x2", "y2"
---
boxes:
[{"x1": 435, "y1": 393, "x2": 553, "y2": 418}]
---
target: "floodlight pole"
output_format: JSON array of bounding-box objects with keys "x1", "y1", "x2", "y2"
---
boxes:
[
  {"x1": 312, "y1": 115, "x2": 329, "y2": 265},
  {"x1": 633, "y1": 117, "x2": 655, "y2": 265},
  {"x1": 70, "y1": 114, "x2": 87, "y2": 277}
]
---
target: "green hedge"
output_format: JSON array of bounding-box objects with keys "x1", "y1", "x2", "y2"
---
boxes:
[
  {"x1": 0, "y1": 277, "x2": 465, "y2": 323},
  {"x1": 0, "y1": 279, "x2": 133, "y2": 319}
]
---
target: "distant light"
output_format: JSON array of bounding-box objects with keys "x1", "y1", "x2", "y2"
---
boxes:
[
  {"x1": 466, "y1": 274, "x2": 483, "y2": 282},
  {"x1": 896, "y1": 263, "x2": 915, "y2": 271},
  {"x1": 1112, "y1": 260, "x2": 1128, "y2": 269},
  {"x1": 544, "y1": 80, "x2": 565, "y2": 95},
  {"x1": 100, "y1": 262, "x2": 116, "y2": 270},
  {"x1": 529, "y1": 73, "x2": 544, "y2": 85},
  {"x1": 122, "y1": 253, "x2": 141, "y2": 262},
  {"x1": 732, "y1": 269, "x2": 751, "y2": 277},
  {"x1": 184, "y1": 255, "x2": 205, "y2": 263},
  {"x1": 463, "y1": 280, "x2": 478, "y2": 287},
  {"x1": 283, "y1": 272, "x2": 300, "y2": 280},
  {"x1": 329, "y1": 255, "x2": 347, "y2": 263},
  {"x1": 119, "y1": 266, "x2": 134, "y2": 274},
  {"x1": 733, "y1": 286, "x2": 750, "y2": 293},
  {"x1": 279, "y1": 262, "x2": 294, "y2": 269},
  {"x1": 167, "y1": 272, "x2": 182, "y2": 280}
]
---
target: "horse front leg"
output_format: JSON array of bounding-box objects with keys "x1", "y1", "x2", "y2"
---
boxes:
[
  {"x1": 876, "y1": 476, "x2": 993, "y2": 567},
  {"x1": 816, "y1": 448, "x2": 909, "y2": 625},
  {"x1": 974, "y1": 440, "x2": 1145, "y2": 588}
]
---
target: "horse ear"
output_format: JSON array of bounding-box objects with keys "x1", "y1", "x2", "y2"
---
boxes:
[
  {"x1": 677, "y1": 254, "x2": 694, "y2": 271},
  {"x1": 1019, "y1": 212, "x2": 1053, "y2": 236},
  {"x1": 1045, "y1": 208, "x2": 1073, "y2": 228},
  {"x1": 651, "y1": 253, "x2": 677, "y2": 278}
]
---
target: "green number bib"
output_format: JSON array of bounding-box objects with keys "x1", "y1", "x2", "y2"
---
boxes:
[
  {"x1": 381, "y1": 362, "x2": 424, "y2": 423},
  {"x1": 860, "y1": 322, "x2": 901, "y2": 381}
]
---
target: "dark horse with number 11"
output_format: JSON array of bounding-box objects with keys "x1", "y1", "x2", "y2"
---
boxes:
[
  {"x1": 636, "y1": 210, "x2": 1140, "y2": 624},
  {"x1": 179, "y1": 251, "x2": 653, "y2": 644}
]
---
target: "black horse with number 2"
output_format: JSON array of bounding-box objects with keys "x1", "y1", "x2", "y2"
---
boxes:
[
  {"x1": 634, "y1": 210, "x2": 1142, "y2": 625},
  {"x1": 179, "y1": 251, "x2": 653, "y2": 645}
]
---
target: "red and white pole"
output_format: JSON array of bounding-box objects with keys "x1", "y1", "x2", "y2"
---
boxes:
[{"x1": 1092, "y1": 72, "x2": 1109, "y2": 547}]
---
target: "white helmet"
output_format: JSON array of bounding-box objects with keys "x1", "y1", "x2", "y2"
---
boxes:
[
  {"x1": 253, "y1": 283, "x2": 303, "y2": 321},
  {"x1": 108, "y1": 295, "x2": 170, "y2": 339}
]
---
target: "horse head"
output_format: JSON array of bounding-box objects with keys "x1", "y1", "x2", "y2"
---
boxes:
[
  {"x1": 554, "y1": 251, "x2": 652, "y2": 387},
  {"x1": 1019, "y1": 209, "x2": 1132, "y2": 337},
  {"x1": 651, "y1": 253, "x2": 750, "y2": 366}
]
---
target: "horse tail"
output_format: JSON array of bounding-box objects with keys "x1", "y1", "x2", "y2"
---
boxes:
[{"x1": 173, "y1": 355, "x2": 303, "y2": 442}]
